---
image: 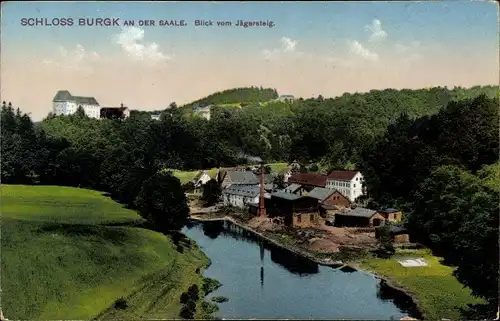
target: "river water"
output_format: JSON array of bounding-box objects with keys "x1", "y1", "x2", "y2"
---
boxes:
[{"x1": 183, "y1": 220, "x2": 418, "y2": 320}]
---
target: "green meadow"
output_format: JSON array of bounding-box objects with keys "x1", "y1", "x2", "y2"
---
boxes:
[
  {"x1": 1, "y1": 185, "x2": 208, "y2": 320},
  {"x1": 360, "y1": 249, "x2": 483, "y2": 321}
]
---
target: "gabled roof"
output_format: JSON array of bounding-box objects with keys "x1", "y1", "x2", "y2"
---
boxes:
[
  {"x1": 53, "y1": 90, "x2": 73, "y2": 102},
  {"x1": 307, "y1": 187, "x2": 336, "y2": 201},
  {"x1": 284, "y1": 184, "x2": 302, "y2": 193},
  {"x1": 52, "y1": 90, "x2": 99, "y2": 105},
  {"x1": 271, "y1": 190, "x2": 302, "y2": 201},
  {"x1": 379, "y1": 207, "x2": 399, "y2": 214},
  {"x1": 327, "y1": 171, "x2": 359, "y2": 181},
  {"x1": 223, "y1": 184, "x2": 260, "y2": 197},
  {"x1": 73, "y1": 96, "x2": 99, "y2": 105},
  {"x1": 338, "y1": 207, "x2": 377, "y2": 218},
  {"x1": 226, "y1": 171, "x2": 259, "y2": 185},
  {"x1": 288, "y1": 172, "x2": 327, "y2": 187}
]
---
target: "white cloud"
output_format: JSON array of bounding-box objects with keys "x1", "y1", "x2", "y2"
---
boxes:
[
  {"x1": 348, "y1": 40, "x2": 379, "y2": 61},
  {"x1": 113, "y1": 27, "x2": 171, "y2": 63},
  {"x1": 42, "y1": 44, "x2": 99, "y2": 73},
  {"x1": 280, "y1": 37, "x2": 297, "y2": 52},
  {"x1": 262, "y1": 36, "x2": 299, "y2": 59},
  {"x1": 365, "y1": 19, "x2": 387, "y2": 42}
]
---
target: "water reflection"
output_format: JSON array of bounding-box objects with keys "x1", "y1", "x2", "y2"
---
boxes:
[
  {"x1": 377, "y1": 279, "x2": 423, "y2": 320},
  {"x1": 184, "y1": 220, "x2": 417, "y2": 320},
  {"x1": 260, "y1": 267, "x2": 264, "y2": 289}
]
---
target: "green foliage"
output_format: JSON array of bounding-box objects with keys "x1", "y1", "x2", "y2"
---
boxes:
[
  {"x1": 134, "y1": 172, "x2": 189, "y2": 232},
  {"x1": 360, "y1": 94, "x2": 499, "y2": 307},
  {"x1": 181, "y1": 86, "x2": 278, "y2": 109},
  {"x1": 202, "y1": 277, "x2": 222, "y2": 295},
  {"x1": 1, "y1": 185, "x2": 209, "y2": 320},
  {"x1": 211, "y1": 296, "x2": 228, "y2": 303},
  {"x1": 201, "y1": 179, "x2": 222, "y2": 207}
]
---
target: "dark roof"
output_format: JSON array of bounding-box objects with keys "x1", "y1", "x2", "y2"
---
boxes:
[
  {"x1": 284, "y1": 184, "x2": 302, "y2": 193},
  {"x1": 226, "y1": 171, "x2": 259, "y2": 185},
  {"x1": 271, "y1": 190, "x2": 302, "y2": 201},
  {"x1": 321, "y1": 203, "x2": 339, "y2": 210},
  {"x1": 338, "y1": 207, "x2": 377, "y2": 218},
  {"x1": 307, "y1": 187, "x2": 336, "y2": 201},
  {"x1": 327, "y1": 171, "x2": 359, "y2": 181},
  {"x1": 52, "y1": 90, "x2": 99, "y2": 105},
  {"x1": 379, "y1": 207, "x2": 400, "y2": 214},
  {"x1": 288, "y1": 172, "x2": 327, "y2": 187},
  {"x1": 52, "y1": 90, "x2": 72, "y2": 102},
  {"x1": 389, "y1": 226, "x2": 408, "y2": 234},
  {"x1": 222, "y1": 185, "x2": 260, "y2": 197}
]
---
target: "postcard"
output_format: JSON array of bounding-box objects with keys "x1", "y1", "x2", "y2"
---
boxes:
[{"x1": 1, "y1": 1, "x2": 498, "y2": 321}]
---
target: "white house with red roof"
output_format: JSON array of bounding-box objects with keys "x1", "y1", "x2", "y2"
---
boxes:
[{"x1": 325, "y1": 170, "x2": 364, "y2": 202}]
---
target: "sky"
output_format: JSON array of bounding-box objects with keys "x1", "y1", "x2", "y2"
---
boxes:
[{"x1": 1, "y1": 1, "x2": 498, "y2": 120}]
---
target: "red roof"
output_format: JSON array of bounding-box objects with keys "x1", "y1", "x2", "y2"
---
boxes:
[
  {"x1": 288, "y1": 172, "x2": 327, "y2": 187},
  {"x1": 327, "y1": 170, "x2": 359, "y2": 181}
]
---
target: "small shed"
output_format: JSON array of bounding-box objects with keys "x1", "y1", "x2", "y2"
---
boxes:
[
  {"x1": 334, "y1": 207, "x2": 385, "y2": 227},
  {"x1": 378, "y1": 207, "x2": 403, "y2": 222},
  {"x1": 375, "y1": 225, "x2": 410, "y2": 243}
]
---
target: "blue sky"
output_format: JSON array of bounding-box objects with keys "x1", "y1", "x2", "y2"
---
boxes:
[
  {"x1": 1, "y1": 1, "x2": 498, "y2": 120},
  {"x1": 2, "y1": 1, "x2": 497, "y2": 55}
]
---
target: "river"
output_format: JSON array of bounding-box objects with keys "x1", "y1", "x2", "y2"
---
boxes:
[{"x1": 183, "y1": 220, "x2": 419, "y2": 320}]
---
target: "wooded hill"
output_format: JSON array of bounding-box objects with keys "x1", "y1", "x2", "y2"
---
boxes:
[{"x1": 180, "y1": 86, "x2": 279, "y2": 109}]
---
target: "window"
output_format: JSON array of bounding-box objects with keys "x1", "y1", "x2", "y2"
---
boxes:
[
  {"x1": 310, "y1": 214, "x2": 314, "y2": 222},
  {"x1": 353, "y1": 184, "x2": 356, "y2": 188},
  {"x1": 356, "y1": 177, "x2": 358, "y2": 181},
  {"x1": 297, "y1": 215, "x2": 301, "y2": 223}
]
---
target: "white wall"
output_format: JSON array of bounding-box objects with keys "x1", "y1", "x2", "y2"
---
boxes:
[
  {"x1": 222, "y1": 193, "x2": 259, "y2": 208},
  {"x1": 326, "y1": 172, "x2": 364, "y2": 202},
  {"x1": 52, "y1": 101, "x2": 100, "y2": 119}
]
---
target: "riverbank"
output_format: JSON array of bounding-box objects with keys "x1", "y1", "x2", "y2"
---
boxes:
[
  {"x1": 190, "y1": 215, "x2": 345, "y2": 267},
  {"x1": 190, "y1": 214, "x2": 483, "y2": 320}
]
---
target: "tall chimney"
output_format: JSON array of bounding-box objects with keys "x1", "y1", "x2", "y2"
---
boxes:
[{"x1": 259, "y1": 162, "x2": 267, "y2": 217}]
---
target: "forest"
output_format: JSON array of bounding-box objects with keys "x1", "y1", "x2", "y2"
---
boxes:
[{"x1": 1, "y1": 84, "x2": 498, "y2": 316}]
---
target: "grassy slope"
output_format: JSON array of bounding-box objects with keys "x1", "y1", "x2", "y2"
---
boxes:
[
  {"x1": 1, "y1": 185, "x2": 208, "y2": 320},
  {"x1": 360, "y1": 249, "x2": 483, "y2": 321}
]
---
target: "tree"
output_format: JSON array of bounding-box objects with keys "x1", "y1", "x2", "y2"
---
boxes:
[
  {"x1": 134, "y1": 172, "x2": 190, "y2": 232},
  {"x1": 201, "y1": 179, "x2": 222, "y2": 207},
  {"x1": 273, "y1": 173, "x2": 286, "y2": 190},
  {"x1": 75, "y1": 106, "x2": 86, "y2": 118}
]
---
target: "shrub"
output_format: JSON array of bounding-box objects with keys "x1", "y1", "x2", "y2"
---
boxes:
[
  {"x1": 176, "y1": 245, "x2": 184, "y2": 253},
  {"x1": 187, "y1": 284, "x2": 200, "y2": 301},
  {"x1": 114, "y1": 297, "x2": 128, "y2": 310},
  {"x1": 179, "y1": 306, "x2": 194, "y2": 319},
  {"x1": 180, "y1": 292, "x2": 190, "y2": 304}
]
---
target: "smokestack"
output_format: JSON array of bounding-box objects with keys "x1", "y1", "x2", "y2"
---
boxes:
[{"x1": 259, "y1": 162, "x2": 267, "y2": 217}]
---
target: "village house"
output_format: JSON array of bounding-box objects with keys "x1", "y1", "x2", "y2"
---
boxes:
[
  {"x1": 282, "y1": 183, "x2": 307, "y2": 195},
  {"x1": 333, "y1": 207, "x2": 386, "y2": 227},
  {"x1": 378, "y1": 207, "x2": 403, "y2": 223},
  {"x1": 217, "y1": 170, "x2": 259, "y2": 189},
  {"x1": 325, "y1": 171, "x2": 365, "y2": 202},
  {"x1": 217, "y1": 168, "x2": 274, "y2": 190},
  {"x1": 192, "y1": 170, "x2": 212, "y2": 192},
  {"x1": 100, "y1": 104, "x2": 130, "y2": 120},
  {"x1": 192, "y1": 105, "x2": 213, "y2": 121},
  {"x1": 287, "y1": 172, "x2": 327, "y2": 192},
  {"x1": 222, "y1": 185, "x2": 270, "y2": 208},
  {"x1": 307, "y1": 187, "x2": 352, "y2": 208},
  {"x1": 265, "y1": 191, "x2": 321, "y2": 228},
  {"x1": 375, "y1": 225, "x2": 410, "y2": 243}
]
